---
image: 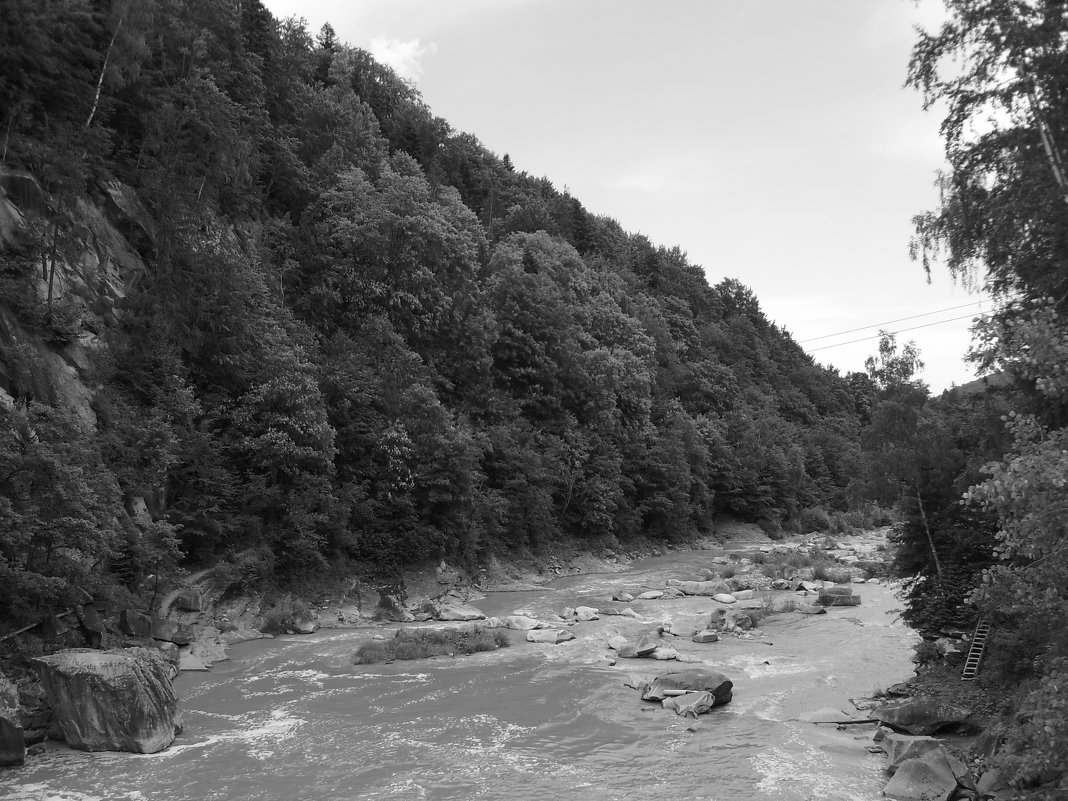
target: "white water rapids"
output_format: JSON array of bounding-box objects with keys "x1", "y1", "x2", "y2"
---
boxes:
[{"x1": 1, "y1": 548, "x2": 918, "y2": 800}]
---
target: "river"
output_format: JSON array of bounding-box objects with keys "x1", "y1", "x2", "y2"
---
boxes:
[{"x1": 2, "y1": 547, "x2": 918, "y2": 801}]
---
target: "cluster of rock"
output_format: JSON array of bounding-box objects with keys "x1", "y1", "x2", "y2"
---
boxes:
[
  {"x1": 638, "y1": 669, "x2": 734, "y2": 718},
  {"x1": 870, "y1": 698, "x2": 1006, "y2": 800}
]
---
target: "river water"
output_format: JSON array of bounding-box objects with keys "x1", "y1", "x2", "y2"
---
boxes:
[{"x1": 3, "y1": 548, "x2": 918, "y2": 801}]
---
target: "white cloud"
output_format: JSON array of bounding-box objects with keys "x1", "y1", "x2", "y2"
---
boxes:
[{"x1": 369, "y1": 37, "x2": 437, "y2": 81}]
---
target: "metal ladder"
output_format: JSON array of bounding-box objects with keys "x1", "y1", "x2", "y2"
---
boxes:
[{"x1": 961, "y1": 619, "x2": 991, "y2": 681}]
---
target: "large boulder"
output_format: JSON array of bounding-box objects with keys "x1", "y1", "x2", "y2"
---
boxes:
[
  {"x1": 882, "y1": 750, "x2": 959, "y2": 801},
  {"x1": 665, "y1": 579, "x2": 733, "y2": 596},
  {"x1": 0, "y1": 670, "x2": 24, "y2": 767},
  {"x1": 526, "y1": 629, "x2": 574, "y2": 644},
  {"x1": 640, "y1": 669, "x2": 733, "y2": 706},
  {"x1": 879, "y1": 732, "x2": 943, "y2": 773},
  {"x1": 119, "y1": 609, "x2": 152, "y2": 637},
  {"x1": 32, "y1": 648, "x2": 181, "y2": 753},
  {"x1": 502, "y1": 615, "x2": 540, "y2": 631},
  {"x1": 874, "y1": 698, "x2": 974, "y2": 736},
  {"x1": 435, "y1": 604, "x2": 485, "y2": 622}
]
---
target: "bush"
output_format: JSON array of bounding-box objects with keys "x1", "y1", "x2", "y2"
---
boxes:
[
  {"x1": 260, "y1": 593, "x2": 312, "y2": 634},
  {"x1": 352, "y1": 626, "x2": 509, "y2": 664},
  {"x1": 798, "y1": 507, "x2": 832, "y2": 532},
  {"x1": 812, "y1": 563, "x2": 852, "y2": 584},
  {"x1": 913, "y1": 639, "x2": 943, "y2": 666}
]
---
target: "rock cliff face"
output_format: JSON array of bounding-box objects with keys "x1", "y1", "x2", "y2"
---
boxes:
[
  {"x1": 31, "y1": 648, "x2": 181, "y2": 753},
  {"x1": 0, "y1": 671, "x2": 23, "y2": 766}
]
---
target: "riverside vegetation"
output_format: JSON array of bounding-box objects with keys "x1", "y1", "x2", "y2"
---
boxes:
[{"x1": 1, "y1": 0, "x2": 1068, "y2": 796}]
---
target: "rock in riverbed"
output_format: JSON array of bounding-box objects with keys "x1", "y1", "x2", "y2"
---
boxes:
[
  {"x1": 640, "y1": 669, "x2": 733, "y2": 707},
  {"x1": 31, "y1": 648, "x2": 181, "y2": 753}
]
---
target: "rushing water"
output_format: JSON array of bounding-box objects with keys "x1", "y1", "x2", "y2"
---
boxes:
[{"x1": 2, "y1": 548, "x2": 918, "y2": 801}]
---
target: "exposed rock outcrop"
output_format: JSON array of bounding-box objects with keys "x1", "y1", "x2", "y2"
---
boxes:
[
  {"x1": 874, "y1": 699, "x2": 974, "y2": 736},
  {"x1": 31, "y1": 647, "x2": 182, "y2": 753},
  {"x1": 0, "y1": 671, "x2": 24, "y2": 767}
]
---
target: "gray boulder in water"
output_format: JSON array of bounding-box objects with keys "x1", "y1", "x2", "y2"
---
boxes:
[
  {"x1": 640, "y1": 669, "x2": 733, "y2": 706},
  {"x1": 31, "y1": 647, "x2": 182, "y2": 753},
  {"x1": 662, "y1": 691, "x2": 716, "y2": 718}
]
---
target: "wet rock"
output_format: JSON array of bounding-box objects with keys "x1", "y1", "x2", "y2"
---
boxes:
[
  {"x1": 31, "y1": 648, "x2": 181, "y2": 753},
  {"x1": 526, "y1": 629, "x2": 575, "y2": 644},
  {"x1": 612, "y1": 591, "x2": 635, "y2": 602},
  {"x1": 882, "y1": 750, "x2": 958, "y2": 801},
  {"x1": 662, "y1": 691, "x2": 716, "y2": 718},
  {"x1": 711, "y1": 593, "x2": 737, "y2": 604},
  {"x1": 0, "y1": 671, "x2": 24, "y2": 767},
  {"x1": 640, "y1": 669, "x2": 733, "y2": 706},
  {"x1": 650, "y1": 645, "x2": 679, "y2": 660},
  {"x1": 732, "y1": 589, "x2": 755, "y2": 601},
  {"x1": 607, "y1": 634, "x2": 629, "y2": 650},
  {"x1": 878, "y1": 732, "x2": 942, "y2": 773},
  {"x1": 598, "y1": 605, "x2": 630, "y2": 616},
  {"x1": 574, "y1": 606, "x2": 599, "y2": 622},
  {"x1": 177, "y1": 650, "x2": 210, "y2": 672},
  {"x1": 874, "y1": 699, "x2": 974, "y2": 736},
  {"x1": 771, "y1": 579, "x2": 792, "y2": 590},
  {"x1": 691, "y1": 630, "x2": 719, "y2": 644},
  {"x1": 637, "y1": 591, "x2": 664, "y2": 600},
  {"x1": 798, "y1": 604, "x2": 827, "y2": 615},
  {"x1": 635, "y1": 637, "x2": 657, "y2": 657}
]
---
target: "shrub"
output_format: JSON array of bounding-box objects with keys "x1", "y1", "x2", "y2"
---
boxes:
[
  {"x1": 352, "y1": 626, "x2": 509, "y2": 664},
  {"x1": 260, "y1": 593, "x2": 312, "y2": 634},
  {"x1": 812, "y1": 563, "x2": 852, "y2": 584},
  {"x1": 913, "y1": 639, "x2": 943, "y2": 666},
  {"x1": 798, "y1": 507, "x2": 832, "y2": 532},
  {"x1": 718, "y1": 564, "x2": 738, "y2": 579}
]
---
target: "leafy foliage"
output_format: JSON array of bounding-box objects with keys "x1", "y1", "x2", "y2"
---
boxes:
[{"x1": 0, "y1": 1, "x2": 876, "y2": 634}]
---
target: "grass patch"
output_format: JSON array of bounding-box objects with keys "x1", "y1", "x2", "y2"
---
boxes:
[
  {"x1": 352, "y1": 626, "x2": 509, "y2": 665},
  {"x1": 813, "y1": 563, "x2": 853, "y2": 584}
]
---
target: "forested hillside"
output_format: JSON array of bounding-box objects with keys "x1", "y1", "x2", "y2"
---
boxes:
[{"x1": 0, "y1": 1, "x2": 871, "y2": 628}]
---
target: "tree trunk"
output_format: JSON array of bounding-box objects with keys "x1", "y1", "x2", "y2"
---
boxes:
[
  {"x1": 914, "y1": 485, "x2": 943, "y2": 583},
  {"x1": 85, "y1": 7, "x2": 126, "y2": 129}
]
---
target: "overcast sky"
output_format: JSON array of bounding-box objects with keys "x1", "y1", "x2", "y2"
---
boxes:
[{"x1": 263, "y1": 0, "x2": 990, "y2": 392}]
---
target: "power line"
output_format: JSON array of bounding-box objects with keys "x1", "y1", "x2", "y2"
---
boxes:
[
  {"x1": 798, "y1": 301, "x2": 988, "y2": 343},
  {"x1": 807, "y1": 313, "x2": 983, "y2": 352}
]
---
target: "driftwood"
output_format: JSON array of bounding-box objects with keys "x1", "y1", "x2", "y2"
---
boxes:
[{"x1": 811, "y1": 718, "x2": 878, "y2": 725}]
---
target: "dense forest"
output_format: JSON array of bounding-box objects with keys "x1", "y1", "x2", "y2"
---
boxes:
[
  {"x1": 0, "y1": 0, "x2": 884, "y2": 627},
  {"x1": 5, "y1": 2, "x2": 1068, "y2": 793}
]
